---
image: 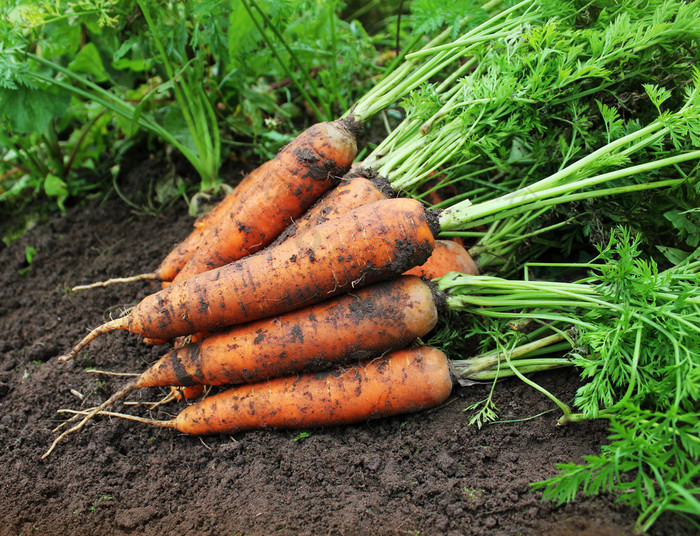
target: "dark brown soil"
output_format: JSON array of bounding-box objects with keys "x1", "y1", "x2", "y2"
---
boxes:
[{"x1": 0, "y1": 183, "x2": 693, "y2": 536}]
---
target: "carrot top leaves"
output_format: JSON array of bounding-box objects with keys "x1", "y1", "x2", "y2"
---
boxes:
[{"x1": 441, "y1": 229, "x2": 700, "y2": 532}]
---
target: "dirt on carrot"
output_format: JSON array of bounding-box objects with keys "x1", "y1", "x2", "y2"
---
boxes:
[{"x1": 79, "y1": 346, "x2": 454, "y2": 436}]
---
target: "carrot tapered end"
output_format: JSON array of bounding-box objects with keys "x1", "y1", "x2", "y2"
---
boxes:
[
  {"x1": 58, "y1": 316, "x2": 130, "y2": 362},
  {"x1": 71, "y1": 272, "x2": 158, "y2": 292}
]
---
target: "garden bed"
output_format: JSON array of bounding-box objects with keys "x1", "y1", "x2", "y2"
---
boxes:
[{"x1": 0, "y1": 181, "x2": 693, "y2": 536}]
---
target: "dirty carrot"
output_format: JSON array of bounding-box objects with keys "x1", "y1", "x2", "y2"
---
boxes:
[
  {"x1": 71, "y1": 118, "x2": 358, "y2": 291},
  {"x1": 63, "y1": 346, "x2": 453, "y2": 437},
  {"x1": 60, "y1": 197, "x2": 438, "y2": 359},
  {"x1": 273, "y1": 176, "x2": 478, "y2": 280},
  {"x1": 161, "y1": 166, "x2": 388, "y2": 289},
  {"x1": 173, "y1": 118, "x2": 359, "y2": 283}
]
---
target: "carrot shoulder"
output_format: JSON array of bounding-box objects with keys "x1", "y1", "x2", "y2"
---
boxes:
[
  {"x1": 173, "y1": 118, "x2": 359, "y2": 282},
  {"x1": 404, "y1": 239, "x2": 479, "y2": 279}
]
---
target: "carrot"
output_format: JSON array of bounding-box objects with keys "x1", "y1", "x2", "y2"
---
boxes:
[
  {"x1": 404, "y1": 240, "x2": 479, "y2": 279},
  {"x1": 71, "y1": 118, "x2": 358, "y2": 291},
  {"x1": 63, "y1": 346, "x2": 453, "y2": 438},
  {"x1": 154, "y1": 170, "x2": 392, "y2": 338},
  {"x1": 60, "y1": 197, "x2": 438, "y2": 359},
  {"x1": 172, "y1": 118, "x2": 359, "y2": 283},
  {"x1": 273, "y1": 177, "x2": 477, "y2": 280}
]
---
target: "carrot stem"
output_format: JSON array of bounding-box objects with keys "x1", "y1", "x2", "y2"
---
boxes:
[
  {"x1": 71, "y1": 273, "x2": 158, "y2": 291},
  {"x1": 58, "y1": 317, "x2": 130, "y2": 362}
]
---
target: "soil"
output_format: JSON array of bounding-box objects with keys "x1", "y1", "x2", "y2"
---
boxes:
[{"x1": 0, "y1": 175, "x2": 694, "y2": 536}]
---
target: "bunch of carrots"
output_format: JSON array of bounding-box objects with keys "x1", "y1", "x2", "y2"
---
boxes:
[
  {"x1": 47, "y1": 2, "x2": 536, "y2": 456},
  {"x1": 46, "y1": 115, "x2": 480, "y2": 458},
  {"x1": 46, "y1": 0, "x2": 700, "y2": 460}
]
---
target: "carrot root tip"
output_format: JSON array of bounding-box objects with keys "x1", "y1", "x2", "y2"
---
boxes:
[
  {"x1": 71, "y1": 273, "x2": 158, "y2": 292},
  {"x1": 59, "y1": 317, "x2": 129, "y2": 362}
]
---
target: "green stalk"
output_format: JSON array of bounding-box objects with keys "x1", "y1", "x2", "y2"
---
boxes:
[
  {"x1": 502, "y1": 350, "x2": 574, "y2": 419},
  {"x1": 438, "y1": 119, "x2": 670, "y2": 230},
  {"x1": 351, "y1": 0, "x2": 539, "y2": 121},
  {"x1": 453, "y1": 332, "x2": 569, "y2": 377},
  {"x1": 137, "y1": 0, "x2": 220, "y2": 189},
  {"x1": 462, "y1": 177, "x2": 691, "y2": 230},
  {"x1": 467, "y1": 359, "x2": 573, "y2": 380},
  {"x1": 243, "y1": 0, "x2": 328, "y2": 120},
  {"x1": 440, "y1": 147, "x2": 700, "y2": 232},
  {"x1": 27, "y1": 68, "x2": 202, "y2": 174}
]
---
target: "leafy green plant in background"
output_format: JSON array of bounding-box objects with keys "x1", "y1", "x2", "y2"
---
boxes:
[{"x1": 0, "y1": 0, "x2": 387, "y2": 230}]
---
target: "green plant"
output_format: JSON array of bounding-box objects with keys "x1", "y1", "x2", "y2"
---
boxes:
[
  {"x1": 0, "y1": 0, "x2": 395, "y2": 223},
  {"x1": 293, "y1": 432, "x2": 311, "y2": 442},
  {"x1": 19, "y1": 245, "x2": 36, "y2": 276},
  {"x1": 447, "y1": 230, "x2": 700, "y2": 532}
]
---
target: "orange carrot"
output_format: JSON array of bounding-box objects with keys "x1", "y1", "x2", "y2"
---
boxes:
[
  {"x1": 173, "y1": 118, "x2": 359, "y2": 283},
  {"x1": 71, "y1": 119, "x2": 358, "y2": 291},
  {"x1": 44, "y1": 276, "x2": 441, "y2": 457},
  {"x1": 404, "y1": 240, "x2": 479, "y2": 279},
  {"x1": 272, "y1": 180, "x2": 478, "y2": 281},
  {"x1": 69, "y1": 346, "x2": 453, "y2": 437},
  {"x1": 60, "y1": 197, "x2": 438, "y2": 359}
]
